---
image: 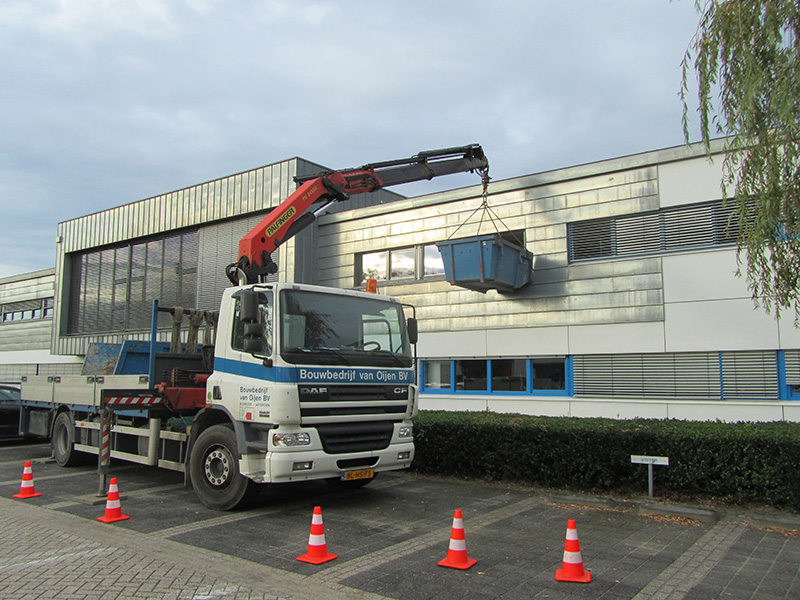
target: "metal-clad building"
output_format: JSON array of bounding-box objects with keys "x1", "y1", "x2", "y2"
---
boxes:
[
  {"x1": 315, "y1": 141, "x2": 800, "y2": 422},
  {"x1": 0, "y1": 269, "x2": 82, "y2": 382},
  {"x1": 52, "y1": 156, "x2": 404, "y2": 356},
  {"x1": 4, "y1": 141, "x2": 799, "y2": 420}
]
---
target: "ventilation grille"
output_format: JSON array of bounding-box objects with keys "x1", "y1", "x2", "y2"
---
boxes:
[
  {"x1": 315, "y1": 422, "x2": 394, "y2": 454},
  {"x1": 574, "y1": 351, "x2": 778, "y2": 400},
  {"x1": 568, "y1": 200, "x2": 742, "y2": 261}
]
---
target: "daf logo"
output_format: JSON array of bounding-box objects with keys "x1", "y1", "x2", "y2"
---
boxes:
[{"x1": 303, "y1": 387, "x2": 328, "y2": 394}]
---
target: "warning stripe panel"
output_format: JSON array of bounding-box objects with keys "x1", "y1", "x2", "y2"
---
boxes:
[
  {"x1": 103, "y1": 389, "x2": 164, "y2": 407},
  {"x1": 106, "y1": 396, "x2": 161, "y2": 405}
]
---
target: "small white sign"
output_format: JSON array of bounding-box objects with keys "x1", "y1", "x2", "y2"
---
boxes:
[{"x1": 631, "y1": 455, "x2": 669, "y2": 466}]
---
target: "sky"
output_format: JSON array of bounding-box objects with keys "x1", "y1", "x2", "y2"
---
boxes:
[{"x1": 0, "y1": 0, "x2": 706, "y2": 278}]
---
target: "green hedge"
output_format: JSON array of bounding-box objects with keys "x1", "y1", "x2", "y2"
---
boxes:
[{"x1": 412, "y1": 411, "x2": 800, "y2": 510}]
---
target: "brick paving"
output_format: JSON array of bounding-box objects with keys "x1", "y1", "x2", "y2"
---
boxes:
[
  {"x1": 0, "y1": 497, "x2": 387, "y2": 600},
  {"x1": 1, "y1": 442, "x2": 799, "y2": 599}
]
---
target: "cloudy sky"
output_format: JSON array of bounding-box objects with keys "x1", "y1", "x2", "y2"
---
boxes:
[{"x1": 0, "y1": 0, "x2": 706, "y2": 278}]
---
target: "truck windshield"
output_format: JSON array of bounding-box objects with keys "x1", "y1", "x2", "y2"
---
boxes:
[{"x1": 280, "y1": 289, "x2": 412, "y2": 368}]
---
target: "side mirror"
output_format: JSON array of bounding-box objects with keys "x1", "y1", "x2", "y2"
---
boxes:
[
  {"x1": 407, "y1": 317, "x2": 418, "y2": 345},
  {"x1": 243, "y1": 322, "x2": 264, "y2": 354},
  {"x1": 240, "y1": 289, "x2": 260, "y2": 322}
]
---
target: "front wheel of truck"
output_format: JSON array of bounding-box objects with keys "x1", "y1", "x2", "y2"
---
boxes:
[{"x1": 189, "y1": 424, "x2": 261, "y2": 511}]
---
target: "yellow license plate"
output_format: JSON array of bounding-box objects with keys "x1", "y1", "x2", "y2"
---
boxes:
[{"x1": 341, "y1": 468, "x2": 374, "y2": 481}]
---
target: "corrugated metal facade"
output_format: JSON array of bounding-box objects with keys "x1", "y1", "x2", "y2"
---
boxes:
[
  {"x1": 0, "y1": 269, "x2": 83, "y2": 381},
  {"x1": 0, "y1": 269, "x2": 55, "y2": 353},
  {"x1": 316, "y1": 160, "x2": 663, "y2": 333},
  {"x1": 52, "y1": 157, "x2": 406, "y2": 356},
  {"x1": 5, "y1": 140, "x2": 800, "y2": 419}
]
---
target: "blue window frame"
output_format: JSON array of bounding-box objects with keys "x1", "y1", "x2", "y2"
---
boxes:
[
  {"x1": 778, "y1": 351, "x2": 800, "y2": 401},
  {"x1": 421, "y1": 357, "x2": 573, "y2": 396}
]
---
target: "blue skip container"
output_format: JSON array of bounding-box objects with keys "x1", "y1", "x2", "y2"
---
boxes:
[{"x1": 436, "y1": 234, "x2": 533, "y2": 293}]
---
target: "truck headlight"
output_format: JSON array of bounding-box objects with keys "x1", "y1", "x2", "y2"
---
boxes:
[
  {"x1": 398, "y1": 425, "x2": 413, "y2": 438},
  {"x1": 273, "y1": 432, "x2": 311, "y2": 447}
]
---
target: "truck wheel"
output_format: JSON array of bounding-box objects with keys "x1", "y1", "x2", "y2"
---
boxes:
[
  {"x1": 52, "y1": 411, "x2": 82, "y2": 467},
  {"x1": 189, "y1": 424, "x2": 260, "y2": 511}
]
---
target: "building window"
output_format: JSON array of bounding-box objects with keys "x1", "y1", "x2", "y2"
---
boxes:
[
  {"x1": 1, "y1": 298, "x2": 54, "y2": 323},
  {"x1": 456, "y1": 359, "x2": 488, "y2": 391},
  {"x1": 421, "y1": 357, "x2": 569, "y2": 396},
  {"x1": 361, "y1": 251, "x2": 388, "y2": 281},
  {"x1": 423, "y1": 360, "x2": 451, "y2": 389},
  {"x1": 532, "y1": 359, "x2": 566, "y2": 391},
  {"x1": 491, "y1": 359, "x2": 527, "y2": 391},
  {"x1": 390, "y1": 248, "x2": 415, "y2": 279},
  {"x1": 68, "y1": 230, "x2": 198, "y2": 335},
  {"x1": 358, "y1": 233, "x2": 525, "y2": 286},
  {"x1": 423, "y1": 244, "x2": 445, "y2": 277},
  {"x1": 231, "y1": 291, "x2": 273, "y2": 355},
  {"x1": 360, "y1": 247, "x2": 419, "y2": 283},
  {"x1": 568, "y1": 200, "x2": 741, "y2": 262}
]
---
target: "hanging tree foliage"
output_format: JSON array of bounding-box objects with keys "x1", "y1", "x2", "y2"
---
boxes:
[{"x1": 682, "y1": 0, "x2": 800, "y2": 319}]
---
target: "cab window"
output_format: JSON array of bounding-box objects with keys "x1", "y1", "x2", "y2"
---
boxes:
[{"x1": 231, "y1": 291, "x2": 274, "y2": 354}]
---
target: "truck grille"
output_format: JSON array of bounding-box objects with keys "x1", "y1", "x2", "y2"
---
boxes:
[
  {"x1": 315, "y1": 422, "x2": 394, "y2": 454},
  {"x1": 298, "y1": 384, "x2": 409, "y2": 421}
]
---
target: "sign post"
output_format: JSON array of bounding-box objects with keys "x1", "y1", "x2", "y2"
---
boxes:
[{"x1": 630, "y1": 455, "x2": 669, "y2": 497}]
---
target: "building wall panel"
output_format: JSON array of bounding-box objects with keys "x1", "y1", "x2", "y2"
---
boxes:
[
  {"x1": 317, "y1": 161, "x2": 662, "y2": 337},
  {"x1": 662, "y1": 250, "x2": 746, "y2": 302},
  {"x1": 659, "y1": 155, "x2": 725, "y2": 208},
  {"x1": 664, "y1": 299, "x2": 779, "y2": 352}
]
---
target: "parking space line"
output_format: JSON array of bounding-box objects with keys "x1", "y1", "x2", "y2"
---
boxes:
[
  {"x1": 631, "y1": 520, "x2": 746, "y2": 600},
  {"x1": 312, "y1": 496, "x2": 542, "y2": 583},
  {"x1": 39, "y1": 500, "x2": 82, "y2": 510},
  {"x1": 0, "y1": 470, "x2": 95, "y2": 487},
  {"x1": 150, "y1": 507, "x2": 283, "y2": 539}
]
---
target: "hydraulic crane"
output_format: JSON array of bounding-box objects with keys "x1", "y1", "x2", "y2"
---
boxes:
[
  {"x1": 21, "y1": 143, "x2": 492, "y2": 511},
  {"x1": 226, "y1": 144, "x2": 490, "y2": 285}
]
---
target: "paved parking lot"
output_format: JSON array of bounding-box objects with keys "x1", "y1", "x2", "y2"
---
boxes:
[{"x1": 1, "y1": 439, "x2": 799, "y2": 599}]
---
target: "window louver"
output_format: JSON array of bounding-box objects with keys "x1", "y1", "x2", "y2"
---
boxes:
[
  {"x1": 574, "y1": 351, "x2": 779, "y2": 400},
  {"x1": 568, "y1": 200, "x2": 743, "y2": 261},
  {"x1": 720, "y1": 351, "x2": 778, "y2": 399},
  {"x1": 68, "y1": 230, "x2": 199, "y2": 334},
  {"x1": 574, "y1": 353, "x2": 721, "y2": 399},
  {"x1": 785, "y1": 350, "x2": 800, "y2": 386}
]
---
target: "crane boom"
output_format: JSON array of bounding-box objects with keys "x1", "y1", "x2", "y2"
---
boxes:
[{"x1": 226, "y1": 144, "x2": 489, "y2": 285}]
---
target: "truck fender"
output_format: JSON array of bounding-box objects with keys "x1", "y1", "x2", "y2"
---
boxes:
[{"x1": 183, "y1": 406, "x2": 247, "y2": 488}]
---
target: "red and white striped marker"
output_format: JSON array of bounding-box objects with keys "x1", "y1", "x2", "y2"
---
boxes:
[
  {"x1": 106, "y1": 396, "x2": 160, "y2": 406},
  {"x1": 297, "y1": 506, "x2": 337, "y2": 564},
  {"x1": 12, "y1": 461, "x2": 42, "y2": 499},
  {"x1": 438, "y1": 509, "x2": 477, "y2": 569},
  {"x1": 555, "y1": 519, "x2": 591, "y2": 583},
  {"x1": 97, "y1": 477, "x2": 130, "y2": 523}
]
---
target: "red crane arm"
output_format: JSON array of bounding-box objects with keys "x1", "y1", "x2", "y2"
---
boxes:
[{"x1": 227, "y1": 144, "x2": 489, "y2": 285}]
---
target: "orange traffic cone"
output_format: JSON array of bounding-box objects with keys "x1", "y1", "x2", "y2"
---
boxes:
[
  {"x1": 555, "y1": 519, "x2": 591, "y2": 583},
  {"x1": 438, "y1": 509, "x2": 477, "y2": 569},
  {"x1": 297, "y1": 506, "x2": 337, "y2": 564},
  {"x1": 97, "y1": 478, "x2": 130, "y2": 523},
  {"x1": 12, "y1": 461, "x2": 42, "y2": 499}
]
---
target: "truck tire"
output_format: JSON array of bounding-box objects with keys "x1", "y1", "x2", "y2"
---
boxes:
[
  {"x1": 189, "y1": 424, "x2": 261, "y2": 511},
  {"x1": 52, "y1": 411, "x2": 82, "y2": 467}
]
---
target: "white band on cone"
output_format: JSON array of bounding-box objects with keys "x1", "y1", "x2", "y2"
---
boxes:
[{"x1": 448, "y1": 539, "x2": 467, "y2": 551}]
